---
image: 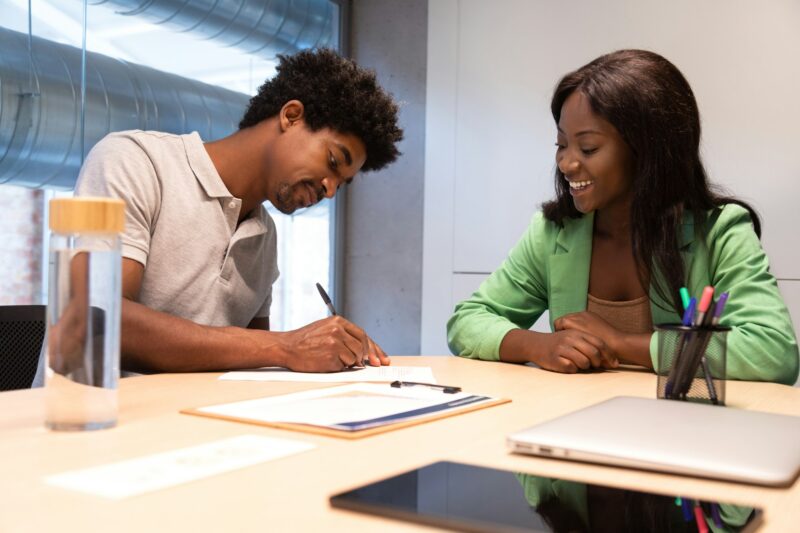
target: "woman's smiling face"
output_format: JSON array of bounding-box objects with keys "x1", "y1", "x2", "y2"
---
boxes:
[{"x1": 555, "y1": 90, "x2": 635, "y2": 215}]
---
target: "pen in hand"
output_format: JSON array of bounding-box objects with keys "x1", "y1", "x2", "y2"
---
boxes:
[
  {"x1": 315, "y1": 282, "x2": 338, "y2": 316},
  {"x1": 316, "y1": 282, "x2": 367, "y2": 367}
]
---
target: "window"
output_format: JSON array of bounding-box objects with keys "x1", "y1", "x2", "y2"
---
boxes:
[{"x1": 0, "y1": 0, "x2": 341, "y2": 330}]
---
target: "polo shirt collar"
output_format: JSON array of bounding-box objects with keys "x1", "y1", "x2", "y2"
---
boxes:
[{"x1": 183, "y1": 132, "x2": 235, "y2": 199}]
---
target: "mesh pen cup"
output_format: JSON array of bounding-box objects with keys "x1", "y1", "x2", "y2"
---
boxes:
[
  {"x1": 45, "y1": 198, "x2": 125, "y2": 430},
  {"x1": 655, "y1": 324, "x2": 730, "y2": 406}
]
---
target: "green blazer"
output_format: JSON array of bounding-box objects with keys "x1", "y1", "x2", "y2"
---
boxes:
[{"x1": 447, "y1": 204, "x2": 799, "y2": 384}]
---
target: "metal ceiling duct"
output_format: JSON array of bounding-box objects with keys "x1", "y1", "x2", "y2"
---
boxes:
[
  {"x1": 0, "y1": 26, "x2": 249, "y2": 189},
  {"x1": 89, "y1": 0, "x2": 335, "y2": 58}
]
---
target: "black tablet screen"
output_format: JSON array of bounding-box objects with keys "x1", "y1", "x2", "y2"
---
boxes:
[{"x1": 330, "y1": 461, "x2": 761, "y2": 532}]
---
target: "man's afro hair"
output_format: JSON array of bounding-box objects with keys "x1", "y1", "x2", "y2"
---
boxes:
[{"x1": 239, "y1": 48, "x2": 403, "y2": 172}]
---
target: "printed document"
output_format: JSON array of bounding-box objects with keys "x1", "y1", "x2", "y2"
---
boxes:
[
  {"x1": 195, "y1": 383, "x2": 495, "y2": 431},
  {"x1": 45, "y1": 435, "x2": 314, "y2": 499}
]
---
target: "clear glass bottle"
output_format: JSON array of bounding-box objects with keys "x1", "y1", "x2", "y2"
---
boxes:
[{"x1": 45, "y1": 197, "x2": 124, "y2": 430}]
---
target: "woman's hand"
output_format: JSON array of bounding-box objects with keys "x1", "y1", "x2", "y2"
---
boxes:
[
  {"x1": 499, "y1": 328, "x2": 618, "y2": 373},
  {"x1": 554, "y1": 311, "x2": 652, "y2": 368},
  {"x1": 555, "y1": 311, "x2": 622, "y2": 350},
  {"x1": 538, "y1": 329, "x2": 619, "y2": 372}
]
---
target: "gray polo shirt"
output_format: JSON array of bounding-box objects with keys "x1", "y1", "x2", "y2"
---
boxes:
[{"x1": 74, "y1": 130, "x2": 279, "y2": 327}]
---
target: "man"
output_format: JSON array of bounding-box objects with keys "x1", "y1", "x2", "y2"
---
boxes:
[{"x1": 73, "y1": 48, "x2": 403, "y2": 374}]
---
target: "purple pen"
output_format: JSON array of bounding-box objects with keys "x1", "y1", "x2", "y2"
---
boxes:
[
  {"x1": 700, "y1": 291, "x2": 728, "y2": 405},
  {"x1": 711, "y1": 292, "x2": 729, "y2": 325},
  {"x1": 681, "y1": 498, "x2": 693, "y2": 521},
  {"x1": 711, "y1": 502, "x2": 723, "y2": 528}
]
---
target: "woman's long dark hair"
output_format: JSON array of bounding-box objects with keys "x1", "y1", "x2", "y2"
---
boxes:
[{"x1": 542, "y1": 49, "x2": 760, "y2": 314}]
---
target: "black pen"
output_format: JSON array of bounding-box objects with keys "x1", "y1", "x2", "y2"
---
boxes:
[
  {"x1": 390, "y1": 380, "x2": 462, "y2": 394},
  {"x1": 316, "y1": 282, "x2": 338, "y2": 316},
  {"x1": 316, "y1": 282, "x2": 366, "y2": 368}
]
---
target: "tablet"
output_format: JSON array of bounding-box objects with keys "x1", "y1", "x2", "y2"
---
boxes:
[{"x1": 330, "y1": 461, "x2": 762, "y2": 532}]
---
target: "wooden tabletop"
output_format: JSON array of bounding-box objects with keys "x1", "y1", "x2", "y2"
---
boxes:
[{"x1": 1, "y1": 356, "x2": 798, "y2": 532}]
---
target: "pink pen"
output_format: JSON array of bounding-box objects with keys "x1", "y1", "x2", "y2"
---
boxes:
[
  {"x1": 693, "y1": 502, "x2": 709, "y2": 533},
  {"x1": 694, "y1": 286, "x2": 715, "y2": 326}
]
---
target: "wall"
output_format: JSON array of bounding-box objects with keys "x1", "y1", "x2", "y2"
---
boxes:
[
  {"x1": 422, "y1": 0, "x2": 800, "y2": 355},
  {"x1": 0, "y1": 186, "x2": 44, "y2": 304},
  {"x1": 345, "y1": 0, "x2": 428, "y2": 354}
]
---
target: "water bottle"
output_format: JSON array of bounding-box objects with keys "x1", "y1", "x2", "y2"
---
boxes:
[{"x1": 45, "y1": 197, "x2": 124, "y2": 430}]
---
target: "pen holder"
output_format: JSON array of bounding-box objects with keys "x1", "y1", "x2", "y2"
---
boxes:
[{"x1": 655, "y1": 324, "x2": 730, "y2": 406}]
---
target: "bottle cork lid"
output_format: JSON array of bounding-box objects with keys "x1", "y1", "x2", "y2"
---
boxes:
[{"x1": 49, "y1": 197, "x2": 125, "y2": 233}]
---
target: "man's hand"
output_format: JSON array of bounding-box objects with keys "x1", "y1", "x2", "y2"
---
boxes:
[{"x1": 278, "y1": 316, "x2": 390, "y2": 372}]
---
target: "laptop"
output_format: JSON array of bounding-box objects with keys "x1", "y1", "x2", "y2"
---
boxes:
[{"x1": 507, "y1": 396, "x2": 800, "y2": 486}]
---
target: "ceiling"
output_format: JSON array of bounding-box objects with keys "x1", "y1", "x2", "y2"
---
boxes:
[{"x1": 0, "y1": 0, "x2": 278, "y2": 95}]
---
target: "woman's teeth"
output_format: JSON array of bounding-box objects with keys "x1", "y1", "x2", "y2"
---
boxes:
[{"x1": 568, "y1": 180, "x2": 593, "y2": 190}]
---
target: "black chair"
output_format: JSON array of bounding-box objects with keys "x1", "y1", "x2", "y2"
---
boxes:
[{"x1": 0, "y1": 305, "x2": 46, "y2": 391}]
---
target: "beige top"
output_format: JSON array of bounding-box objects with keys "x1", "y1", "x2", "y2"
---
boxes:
[{"x1": 587, "y1": 293, "x2": 653, "y2": 334}]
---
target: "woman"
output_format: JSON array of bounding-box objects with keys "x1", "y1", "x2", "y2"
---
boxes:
[{"x1": 447, "y1": 49, "x2": 798, "y2": 384}]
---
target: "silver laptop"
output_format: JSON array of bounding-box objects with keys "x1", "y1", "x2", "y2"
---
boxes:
[{"x1": 507, "y1": 396, "x2": 800, "y2": 486}]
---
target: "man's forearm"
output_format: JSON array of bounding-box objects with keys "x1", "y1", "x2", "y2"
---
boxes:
[{"x1": 121, "y1": 299, "x2": 287, "y2": 373}]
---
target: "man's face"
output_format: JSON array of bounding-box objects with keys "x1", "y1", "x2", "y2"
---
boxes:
[{"x1": 265, "y1": 121, "x2": 367, "y2": 214}]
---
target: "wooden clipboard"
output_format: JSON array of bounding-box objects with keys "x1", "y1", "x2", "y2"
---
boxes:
[{"x1": 181, "y1": 389, "x2": 511, "y2": 440}]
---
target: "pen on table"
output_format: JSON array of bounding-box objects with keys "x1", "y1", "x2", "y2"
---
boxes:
[
  {"x1": 316, "y1": 282, "x2": 338, "y2": 316},
  {"x1": 390, "y1": 380, "x2": 462, "y2": 394}
]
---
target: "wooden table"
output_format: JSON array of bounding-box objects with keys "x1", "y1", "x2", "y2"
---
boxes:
[{"x1": 1, "y1": 356, "x2": 798, "y2": 532}]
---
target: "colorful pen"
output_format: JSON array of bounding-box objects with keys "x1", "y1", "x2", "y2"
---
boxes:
[
  {"x1": 700, "y1": 291, "x2": 729, "y2": 405},
  {"x1": 681, "y1": 498, "x2": 693, "y2": 521},
  {"x1": 694, "y1": 501, "x2": 709, "y2": 533},
  {"x1": 711, "y1": 502, "x2": 723, "y2": 528},
  {"x1": 694, "y1": 286, "x2": 715, "y2": 326},
  {"x1": 666, "y1": 298, "x2": 697, "y2": 398},
  {"x1": 679, "y1": 287, "x2": 690, "y2": 311},
  {"x1": 682, "y1": 298, "x2": 697, "y2": 326},
  {"x1": 711, "y1": 292, "x2": 729, "y2": 325}
]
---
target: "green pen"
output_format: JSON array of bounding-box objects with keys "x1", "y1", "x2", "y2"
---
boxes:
[{"x1": 679, "y1": 287, "x2": 690, "y2": 311}]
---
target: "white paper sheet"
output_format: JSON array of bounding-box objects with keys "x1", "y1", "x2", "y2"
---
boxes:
[
  {"x1": 219, "y1": 365, "x2": 437, "y2": 384},
  {"x1": 197, "y1": 383, "x2": 495, "y2": 431},
  {"x1": 45, "y1": 435, "x2": 314, "y2": 499}
]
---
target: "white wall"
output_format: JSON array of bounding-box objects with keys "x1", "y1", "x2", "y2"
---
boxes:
[{"x1": 422, "y1": 0, "x2": 800, "y2": 355}]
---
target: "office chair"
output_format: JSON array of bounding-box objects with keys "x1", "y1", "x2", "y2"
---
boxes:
[{"x1": 0, "y1": 305, "x2": 46, "y2": 391}]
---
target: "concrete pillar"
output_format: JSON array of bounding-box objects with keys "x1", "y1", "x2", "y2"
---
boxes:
[{"x1": 344, "y1": 0, "x2": 427, "y2": 355}]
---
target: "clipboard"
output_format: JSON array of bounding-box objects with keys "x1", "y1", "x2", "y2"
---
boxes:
[{"x1": 181, "y1": 383, "x2": 511, "y2": 439}]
